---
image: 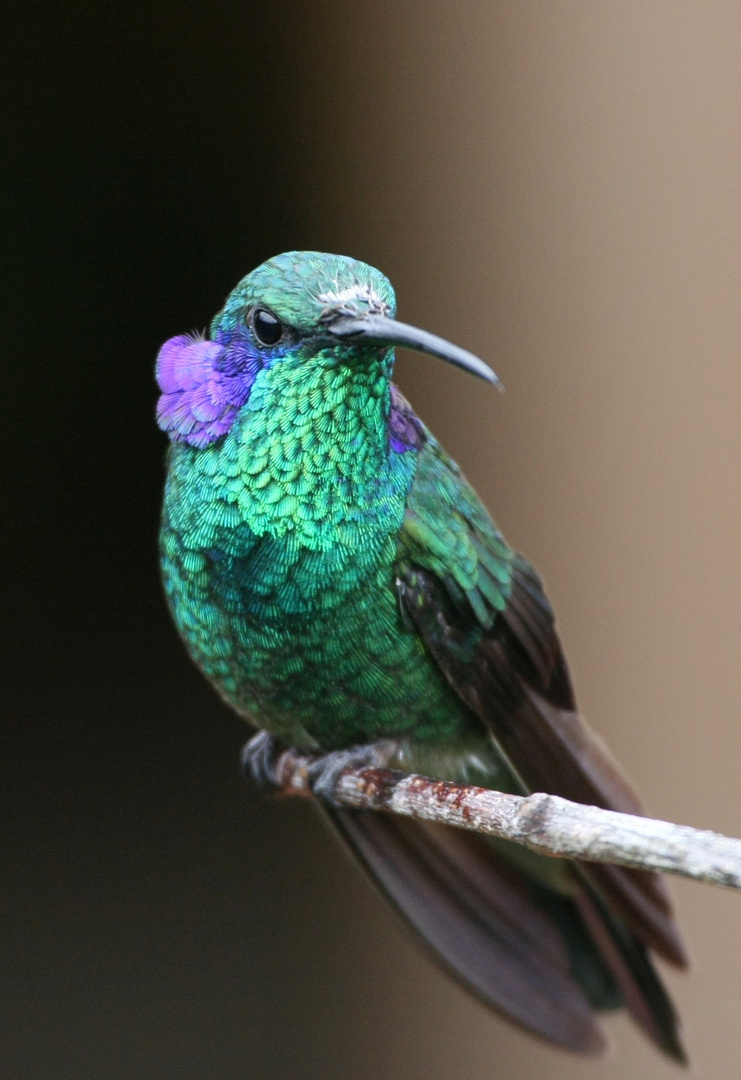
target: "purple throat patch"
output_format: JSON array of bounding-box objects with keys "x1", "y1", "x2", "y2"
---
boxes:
[{"x1": 156, "y1": 334, "x2": 425, "y2": 455}]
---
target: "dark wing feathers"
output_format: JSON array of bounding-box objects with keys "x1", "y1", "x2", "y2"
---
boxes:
[
  {"x1": 400, "y1": 557, "x2": 686, "y2": 967},
  {"x1": 389, "y1": 429, "x2": 687, "y2": 1058}
]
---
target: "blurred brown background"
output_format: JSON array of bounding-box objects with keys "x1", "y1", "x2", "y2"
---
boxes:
[{"x1": 4, "y1": 2, "x2": 741, "y2": 1077}]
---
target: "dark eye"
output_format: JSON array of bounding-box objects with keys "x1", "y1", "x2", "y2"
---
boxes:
[{"x1": 252, "y1": 307, "x2": 283, "y2": 346}]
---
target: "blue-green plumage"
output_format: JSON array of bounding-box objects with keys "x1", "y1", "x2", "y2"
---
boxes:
[{"x1": 157, "y1": 251, "x2": 687, "y2": 1060}]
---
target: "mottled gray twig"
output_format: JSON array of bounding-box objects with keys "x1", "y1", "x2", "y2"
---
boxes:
[{"x1": 273, "y1": 750, "x2": 741, "y2": 890}]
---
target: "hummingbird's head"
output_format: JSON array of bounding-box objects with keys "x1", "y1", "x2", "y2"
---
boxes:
[
  {"x1": 156, "y1": 251, "x2": 499, "y2": 448},
  {"x1": 218, "y1": 250, "x2": 397, "y2": 336}
]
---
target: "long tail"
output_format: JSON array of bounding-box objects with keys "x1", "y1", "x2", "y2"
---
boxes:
[{"x1": 324, "y1": 807, "x2": 686, "y2": 1062}]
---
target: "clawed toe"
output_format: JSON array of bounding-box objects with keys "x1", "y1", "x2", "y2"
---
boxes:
[
  {"x1": 242, "y1": 735, "x2": 396, "y2": 803},
  {"x1": 307, "y1": 742, "x2": 393, "y2": 806},
  {"x1": 241, "y1": 731, "x2": 284, "y2": 791}
]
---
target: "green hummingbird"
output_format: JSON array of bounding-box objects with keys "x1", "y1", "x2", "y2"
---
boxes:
[{"x1": 157, "y1": 251, "x2": 687, "y2": 1060}]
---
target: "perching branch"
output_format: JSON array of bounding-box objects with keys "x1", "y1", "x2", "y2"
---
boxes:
[{"x1": 272, "y1": 749, "x2": 741, "y2": 890}]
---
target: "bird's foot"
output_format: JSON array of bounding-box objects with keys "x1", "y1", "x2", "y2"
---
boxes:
[
  {"x1": 240, "y1": 731, "x2": 284, "y2": 792},
  {"x1": 307, "y1": 741, "x2": 396, "y2": 807}
]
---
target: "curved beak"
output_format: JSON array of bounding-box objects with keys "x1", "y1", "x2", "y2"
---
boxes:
[{"x1": 326, "y1": 313, "x2": 503, "y2": 389}]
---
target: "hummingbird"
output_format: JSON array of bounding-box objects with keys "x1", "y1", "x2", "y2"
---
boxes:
[{"x1": 157, "y1": 251, "x2": 687, "y2": 1061}]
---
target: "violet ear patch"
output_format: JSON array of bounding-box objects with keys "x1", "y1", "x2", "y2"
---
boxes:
[{"x1": 156, "y1": 333, "x2": 260, "y2": 446}]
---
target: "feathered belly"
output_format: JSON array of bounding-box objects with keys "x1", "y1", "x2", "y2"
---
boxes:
[{"x1": 161, "y1": 522, "x2": 472, "y2": 751}]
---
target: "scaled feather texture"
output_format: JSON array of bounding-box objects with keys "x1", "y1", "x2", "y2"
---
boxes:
[{"x1": 158, "y1": 251, "x2": 688, "y2": 1062}]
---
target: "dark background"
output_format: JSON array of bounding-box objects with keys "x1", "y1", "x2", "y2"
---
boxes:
[{"x1": 4, "y1": 3, "x2": 741, "y2": 1078}]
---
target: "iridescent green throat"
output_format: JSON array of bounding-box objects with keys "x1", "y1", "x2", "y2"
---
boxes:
[
  {"x1": 159, "y1": 342, "x2": 458, "y2": 750},
  {"x1": 229, "y1": 342, "x2": 402, "y2": 546}
]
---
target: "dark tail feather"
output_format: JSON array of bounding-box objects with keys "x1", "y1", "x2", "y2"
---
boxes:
[
  {"x1": 325, "y1": 806, "x2": 606, "y2": 1054},
  {"x1": 324, "y1": 807, "x2": 686, "y2": 1062},
  {"x1": 489, "y1": 684, "x2": 689, "y2": 969},
  {"x1": 574, "y1": 880, "x2": 687, "y2": 1064}
]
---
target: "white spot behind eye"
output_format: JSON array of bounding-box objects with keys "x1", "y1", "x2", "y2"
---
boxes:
[{"x1": 317, "y1": 284, "x2": 387, "y2": 315}]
